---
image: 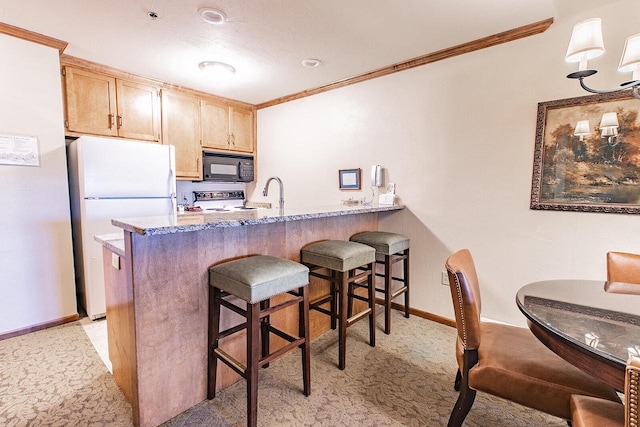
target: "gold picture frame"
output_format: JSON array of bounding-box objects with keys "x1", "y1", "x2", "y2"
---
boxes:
[{"x1": 530, "y1": 91, "x2": 640, "y2": 214}]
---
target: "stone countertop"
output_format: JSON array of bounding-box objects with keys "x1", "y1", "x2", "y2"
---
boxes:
[
  {"x1": 111, "y1": 203, "x2": 404, "y2": 236},
  {"x1": 94, "y1": 233, "x2": 125, "y2": 256}
]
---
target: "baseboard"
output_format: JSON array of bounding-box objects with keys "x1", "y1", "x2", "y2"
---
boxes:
[
  {"x1": 377, "y1": 298, "x2": 456, "y2": 328},
  {"x1": 0, "y1": 313, "x2": 80, "y2": 341}
]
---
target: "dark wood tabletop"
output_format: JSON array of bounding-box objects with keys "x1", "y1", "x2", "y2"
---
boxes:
[{"x1": 517, "y1": 279, "x2": 640, "y2": 391}]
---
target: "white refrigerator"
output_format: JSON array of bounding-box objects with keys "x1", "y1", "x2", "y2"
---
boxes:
[{"x1": 68, "y1": 135, "x2": 176, "y2": 319}]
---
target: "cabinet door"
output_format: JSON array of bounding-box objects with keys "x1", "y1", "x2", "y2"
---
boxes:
[
  {"x1": 201, "y1": 98, "x2": 230, "y2": 151},
  {"x1": 115, "y1": 79, "x2": 161, "y2": 142},
  {"x1": 161, "y1": 90, "x2": 202, "y2": 180},
  {"x1": 230, "y1": 106, "x2": 255, "y2": 153},
  {"x1": 64, "y1": 67, "x2": 118, "y2": 136}
]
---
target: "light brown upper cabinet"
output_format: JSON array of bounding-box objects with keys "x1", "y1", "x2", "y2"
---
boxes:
[
  {"x1": 201, "y1": 98, "x2": 255, "y2": 154},
  {"x1": 161, "y1": 89, "x2": 202, "y2": 180},
  {"x1": 63, "y1": 66, "x2": 161, "y2": 142}
]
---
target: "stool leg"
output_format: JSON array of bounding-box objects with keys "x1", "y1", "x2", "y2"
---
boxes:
[
  {"x1": 330, "y1": 270, "x2": 337, "y2": 330},
  {"x1": 347, "y1": 269, "x2": 354, "y2": 319},
  {"x1": 260, "y1": 299, "x2": 270, "y2": 368},
  {"x1": 208, "y1": 287, "x2": 221, "y2": 399},
  {"x1": 404, "y1": 248, "x2": 410, "y2": 318},
  {"x1": 338, "y1": 271, "x2": 348, "y2": 370},
  {"x1": 247, "y1": 302, "x2": 260, "y2": 427},
  {"x1": 367, "y1": 262, "x2": 376, "y2": 347},
  {"x1": 384, "y1": 255, "x2": 392, "y2": 335},
  {"x1": 299, "y1": 286, "x2": 311, "y2": 396}
]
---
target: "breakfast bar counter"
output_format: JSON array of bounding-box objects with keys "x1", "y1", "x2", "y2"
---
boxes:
[{"x1": 99, "y1": 203, "x2": 403, "y2": 427}]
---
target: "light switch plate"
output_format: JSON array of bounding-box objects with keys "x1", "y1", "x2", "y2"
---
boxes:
[{"x1": 111, "y1": 253, "x2": 120, "y2": 270}]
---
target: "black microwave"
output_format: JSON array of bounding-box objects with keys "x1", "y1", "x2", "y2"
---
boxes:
[{"x1": 202, "y1": 151, "x2": 254, "y2": 182}]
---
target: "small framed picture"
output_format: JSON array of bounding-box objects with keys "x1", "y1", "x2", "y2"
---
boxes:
[{"x1": 339, "y1": 168, "x2": 361, "y2": 190}]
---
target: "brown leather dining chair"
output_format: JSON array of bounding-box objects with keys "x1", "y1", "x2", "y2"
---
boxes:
[
  {"x1": 605, "y1": 251, "x2": 640, "y2": 295},
  {"x1": 570, "y1": 355, "x2": 640, "y2": 427},
  {"x1": 445, "y1": 249, "x2": 620, "y2": 427}
]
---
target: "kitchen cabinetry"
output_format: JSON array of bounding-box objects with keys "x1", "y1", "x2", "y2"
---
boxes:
[
  {"x1": 161, "y1": 89, "x2": 202, "y2": 180},
  {"x1": 63, "y1": 66, "x2": 161, "y2": 142},
  {"x1": 201, "y1": 98, "x2": 255, "y2": 154}
]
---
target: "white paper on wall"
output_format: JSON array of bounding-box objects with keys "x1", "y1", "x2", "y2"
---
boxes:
[{"x1": 0, "y1": 132, "x2": 40, "y2": 166}]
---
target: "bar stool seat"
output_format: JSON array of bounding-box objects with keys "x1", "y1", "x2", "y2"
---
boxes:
[
  {"x1": 208, "y1": 255, "x2": 310, "y2": 427},
  {"x1": 350, "y1": 231, "x2": 410, "y2": 334},
  {"x1": 300, "y1": 240, "x2": 376, "y2": 370}
]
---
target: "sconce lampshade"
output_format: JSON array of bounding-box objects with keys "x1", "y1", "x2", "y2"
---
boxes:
[
  {"x1": 574, "y1": 120, "x2": 591, "y2": 137},
  {"x1": 600, "y1": 112, "x2": 619, "y2": 138},
  {"x1": 619, "y1": 33, "x2": 640, "y2": 81},
  {"x1": 600, "y1": 112, "x2": 619, "y2": 129},
  {"x1": 566, "y1": 18, "x2": 606, "y2": 65}
]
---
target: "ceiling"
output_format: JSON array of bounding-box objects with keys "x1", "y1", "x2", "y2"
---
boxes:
[{"x1": 0, "y1": 1, "x2": 556, "y2": 105}]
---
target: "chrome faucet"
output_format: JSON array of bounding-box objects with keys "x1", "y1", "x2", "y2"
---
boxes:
[{"x1": 263, "y1": 176, "x2": 285, "y2": 213}]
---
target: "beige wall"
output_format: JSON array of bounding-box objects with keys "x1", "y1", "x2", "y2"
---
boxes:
[
  {"x1": 250, "y1": 0, "x2": 640, "y2": 325},
  {"x1": 0, "y1": 33, "x2": 77, "y2": 334}
]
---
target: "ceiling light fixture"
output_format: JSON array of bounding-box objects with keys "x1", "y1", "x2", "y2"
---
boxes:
[
  {"x1": 199, "y1": 8, "x2": 227, "y2": 25},
  {"x1": 301, "y1": 58, "x2": 322, "y2": 68},
  {"x1": 199, "y1": 61, "x2": 236, "y2": 79},
  {"x1": 565, "y1": 18, "x2": 640, "y2": 99}
]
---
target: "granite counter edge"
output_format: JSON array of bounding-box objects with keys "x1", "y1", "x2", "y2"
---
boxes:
[{"x1": 113, "y1": 205, "x2": 404, "y2": 236}]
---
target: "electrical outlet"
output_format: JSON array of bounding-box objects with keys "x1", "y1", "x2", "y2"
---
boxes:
[
  {"x1": 441, "y1": 271, "x2": 449, "y2": 286},
  {"x1": 387, "y1": 183, "x2": 396, "y2": 194},
  {"x1": 111, "y1": 253, "x2": 120, "y2": 270}
]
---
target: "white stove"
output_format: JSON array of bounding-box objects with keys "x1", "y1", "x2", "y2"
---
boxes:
[{"x1": 192, "y1": 190, "x2": 256, "y2": 212}]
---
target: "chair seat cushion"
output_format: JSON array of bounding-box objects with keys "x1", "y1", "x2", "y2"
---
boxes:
[
  {"x1": 300, "y1": 240, "x2": 375, "y2": 272},
  {"x1": 209, "y1": 255, "x2": 309, "y2": 304},
  {"x1": 350, "y1": 231, "x2": 409, "y2": 255},
  {"x1": 467, "y1": 322, "x2": 621, "y2": 420},
  {"x1": 570, "y1": 394, "x2": 624, "y2": 427}
]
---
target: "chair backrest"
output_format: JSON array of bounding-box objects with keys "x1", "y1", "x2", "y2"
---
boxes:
[
  {"x1": 626, "y1": 356, "x2": 640, "y2": 427},
  {"x1": 445, "y1": 249, "x2": 482, "y2": 351},
  {"x1": 605, "y1": 252, "x2": 640, "y2": 295},
  {"x1": 607, "y1": 252, "x2": 640, "y2": 284}
]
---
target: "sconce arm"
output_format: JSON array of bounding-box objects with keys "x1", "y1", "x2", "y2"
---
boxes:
[{"x1": 569, "y1": 71, "x2": 640, "y2": 99}]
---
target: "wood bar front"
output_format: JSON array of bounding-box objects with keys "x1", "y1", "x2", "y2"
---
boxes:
[{"x1": 102, "y1": 212, "x2": 386, "y2": 427}]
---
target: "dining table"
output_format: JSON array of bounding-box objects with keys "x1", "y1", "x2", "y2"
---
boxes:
[{"x1": 516, "y1": 279, "x2": 640, "y2": 391}]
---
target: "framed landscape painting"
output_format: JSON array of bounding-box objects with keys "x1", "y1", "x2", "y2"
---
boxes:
[{"x1": 530, "y1": 91, "x2": 640, "y2": 214}]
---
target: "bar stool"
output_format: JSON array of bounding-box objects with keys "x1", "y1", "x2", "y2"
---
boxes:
[
  {"x1": 300, "y1": 240, "x2": 376, "y2": 370},
  {"x1": 350, "y1": 231, "x2": 410, "y2": 334},
  {"x1": 208, "y1": 255, "x2": 310, "y2": 427}
]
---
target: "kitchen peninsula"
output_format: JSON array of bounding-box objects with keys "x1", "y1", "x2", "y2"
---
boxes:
[{"x1": 97, "y1": 203, "x2": 403, "y2": 427}]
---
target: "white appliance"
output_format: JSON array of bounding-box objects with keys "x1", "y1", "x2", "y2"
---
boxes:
[
  {"x1": 67, "y1": 135, "x2": 176, "y2": 319},
  {"x1": 192, "y1": 190, "x2": 253, "y2": 211}
]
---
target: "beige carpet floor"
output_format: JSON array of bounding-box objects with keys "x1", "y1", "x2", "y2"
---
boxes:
[{"x1": 0, "y1": 311, "x2": 567, "y2": 426}]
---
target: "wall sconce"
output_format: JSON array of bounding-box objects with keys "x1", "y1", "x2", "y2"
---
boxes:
[
  {"x1": 599, "y1": 112, "x2": 619, "y2": 144},
  {"x1": 574, "y1": 120, "x2": 591, "y2": 141},
  {"x1": 565, "y1": 18, "x2": 640, "y2": 99}
]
